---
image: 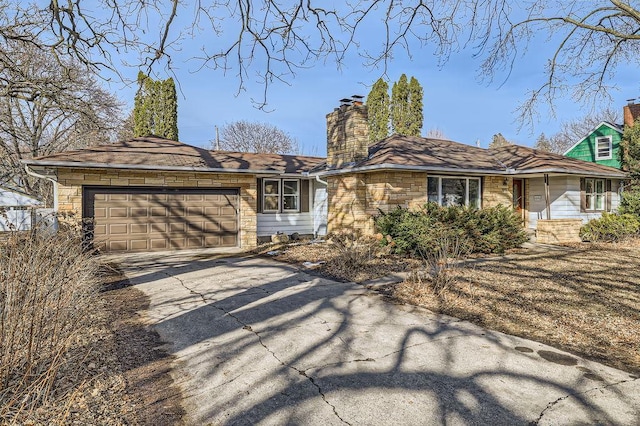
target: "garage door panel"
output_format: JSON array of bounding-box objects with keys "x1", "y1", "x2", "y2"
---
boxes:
[
  {"x1": 130, "y1": 240, "x2": 148, "y2": 250},
  {"x1": 108, "y1": 207, "x2": 128, "y2": 218},
  {"x1": 94, "y1": 224, "x2": 107, "y2": 235},
  {"x1": 108, "y1": 240, "x2": 127, "y2": 251},
  {"x1": 168, "y1": 207, "x2": 185, "y2": 217},
  {"x1": 149, "y1": 194, "x2": 167, "y2": 202},
  {"x1": 108, "y1": 194, "x2": 128, "y2": 201},
  {"x1": 130, "y1": 207, "x2": 148, "y2": 217},
  {"x1": 150, "y1": 239, "x2": 168, "y2": 250},
  {"x1": 87, "y1": 188, "x2": 239, "y2": 252},
  {"x1": 109, "y1": 224, "x2": 128, "y2": 234},
  {"x1": 130, "y1": 223, "x2": 149, "y2": 234}
]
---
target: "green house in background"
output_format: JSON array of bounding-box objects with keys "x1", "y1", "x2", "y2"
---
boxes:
[{"x1": 564, "y1": 121, "x2": 623, "y2": 169}]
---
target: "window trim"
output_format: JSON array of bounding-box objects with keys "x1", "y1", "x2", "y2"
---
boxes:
[
  {"x1": 427, "y1": 175, "x2": 482, "y2": 208},
  {"x1": 262, "y1": 179, "x2": 281, "y2": 213},
  {"x1": 262, "y1": 178, "x2": 301, "y2": 213},
  {"x1": 282, "y1": 179, "x2": 300, "y2": 212},
  {"x1": 584, "y1": 177, "x2": 606, "y2": 212},
  {"x1": 595, "y1": 135, "x2": 613, "y2": 160}
]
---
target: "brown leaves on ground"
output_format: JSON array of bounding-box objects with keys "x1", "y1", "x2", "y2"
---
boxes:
[
  {"x1": 14, "y1": 263, "x2": 185, "y2": 425},
  {"x1": 273, "y1": 240, "x2": 640, "y2": 375}
]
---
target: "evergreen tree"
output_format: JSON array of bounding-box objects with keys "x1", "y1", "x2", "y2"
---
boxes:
[
  {"x1": 489, "y1": 133, "x2": 511, "y2": 148},
  {"x1": 621, "y1": 121, "x2": 640, "y2": 186},
  {"x1": 366, "y1": 78, "x2": 390, "y2": 142},
  {"x1": 391, "y1": 74, "x2": 410, "y2": 135},
  {"x1": 407, "y1": 76, "x2": 423, "y2": 136},
  {"x1": 133, "y1": 72, "x2": 179, "y2": 139},
  {"x1": 533, "y1": 133, "x2": 552, "y2": 152}
]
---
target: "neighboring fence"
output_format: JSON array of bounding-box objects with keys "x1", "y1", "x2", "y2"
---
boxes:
[{"x1": 0, "y1": 207, "x2": 58, "y2": 232}]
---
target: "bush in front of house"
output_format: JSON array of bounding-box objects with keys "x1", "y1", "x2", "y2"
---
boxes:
[
  {"x1": 375, "y1": 203, "x2": 528, "y2": 255},
  {"x1": 0, "y1": 228, "x2": 99, "y2": 422},
  {"x1": 618, "y1": 189, "x2": 640, "y2": 218},
  {"x1": 579, "y1": 212, "x2": 640, "y2": 242}
]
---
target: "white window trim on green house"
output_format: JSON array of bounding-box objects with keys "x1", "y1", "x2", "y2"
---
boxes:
[
  {"x1": 595, "y1": 135, "x2": 613, "y2": 160},
  {"x1": 262, "y1": 178, "x2": 300, "y2": 213},
  {"x1": 427, "y1": 176, "x2": 481, "y2": 208}
]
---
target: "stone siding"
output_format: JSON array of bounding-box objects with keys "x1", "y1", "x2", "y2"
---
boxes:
[
  {"x1": 326, "y1": 105, "x2": 369, "y2": 167},
  {"x1": 483, "y1": 176, "x2": 513, "y2": 208},
  {"x1": 327, "y1": 171, "x2": 428, "y2": 235},
  {"x1": 536, "y1": 219, "x2": 583, "y2": 244},
  {"x1": 56, "y1": 168, "x2": 258, "y2": 248}
]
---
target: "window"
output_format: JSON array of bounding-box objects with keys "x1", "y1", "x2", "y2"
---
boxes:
[
  {"x1": 595, "y1": 136, "x2": 612, "y2": 160},
  {"x1": 263, "y1": 179, "x2": 280, "y2": 212},
  {"x1": 282, "y1": 180, "x2": 299, "y2": 211},
  {"x1": 584, "y1": 178, "x2": 605, "y2": 211},
  {"x1": 262, "y1": 179, "x2": 301, "y2": 213},
  {"x1": 427, "y1": 176, "x2": 481, "y2": 208}
]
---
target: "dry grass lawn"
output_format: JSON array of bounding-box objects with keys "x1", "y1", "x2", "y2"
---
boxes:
[{"x1": 272, "y1": 240, "x2": 640, "y2": 374}]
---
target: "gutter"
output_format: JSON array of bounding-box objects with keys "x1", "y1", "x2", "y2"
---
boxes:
[
  {"x1": 320, "y1": 163, "x2": 511, "y2": 177},
  {"x1": 24, "y1": 165, "x2": 58, "y2": 211},
  {"x1": 318, "y1": 163, "x2": 627, "y2": 179}
]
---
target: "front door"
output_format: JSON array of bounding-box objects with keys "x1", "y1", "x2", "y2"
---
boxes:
[{"x1": 513, "y1": 179, "x2": 525, "y2": 220}]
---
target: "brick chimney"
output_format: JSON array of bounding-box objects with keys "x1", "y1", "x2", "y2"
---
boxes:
[
  {"x1": 623, "y1": 99, "x2": 640, "y2": 127},
  {"x1": 326, "y1": 96, "x2": 369, "y2": 168}
]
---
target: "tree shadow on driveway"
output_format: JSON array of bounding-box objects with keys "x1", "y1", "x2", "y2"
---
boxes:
[{"x1": 117, "y1": 254, "x2": 640, "y2": 425}]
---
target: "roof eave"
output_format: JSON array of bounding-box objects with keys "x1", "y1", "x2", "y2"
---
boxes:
[
  {"x1": 318, "y1": 163, "x2": 510, "y2": 176},
  {"x1": 512, "y1": 168, "x2": 627, "y2": 178},
  {"x1": 21, "y1": 159, "x2": 283, "y2": 175},
  {"x1": 316, "y1": 163, "x2": 627, "y2": 179}
]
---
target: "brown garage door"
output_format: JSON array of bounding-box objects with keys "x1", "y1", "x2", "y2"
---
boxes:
[{"x1": 83, "y1": 187, "x2": 239, "y2": 252}]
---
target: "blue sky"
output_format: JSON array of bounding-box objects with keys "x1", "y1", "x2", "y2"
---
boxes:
[{"x1": 107, "y1": 4, "x2": 639, "y2": 156}]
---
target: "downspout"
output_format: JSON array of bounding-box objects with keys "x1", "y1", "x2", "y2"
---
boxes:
[
  {"x1": 315, "y1": 174, "x2": 328, "y2": 186},
  {"x1": 309, "y1": 174, "x2": 328, "y2": 238},
  {"x1": 544, "y1": 173, "x2": 551, "y2": 220},
  {"x1": 24, "y1": 165, "x2": 58, "y2": 211}
]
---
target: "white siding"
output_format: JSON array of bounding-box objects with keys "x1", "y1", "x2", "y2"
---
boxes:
[
  {"x1": 257, "y1": 179, "x2": 328, "y2": 238},
  {"x1": 0, "y1": 189, "x2": 41, "y2": 207},
  {"x1": 257, "y1": 212, "x2": 314, "y2": 236},
  {"x1": 0, "y1": 208, "x2": 33, "y2": 231},
  {"x1": 527, "y1": 176, "x2": 621, "y2": 229}
]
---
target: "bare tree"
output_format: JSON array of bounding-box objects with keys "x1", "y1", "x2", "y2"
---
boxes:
[
  {"x1": 3, "y1": 2, "x2": 639, "y2": 115},
  {"x1": 535, "y1": 108, "x2": 621, "y2": 154},
  {"x1": 426, "y1": 128, "x2": 447, "y2": 139},
  {"x1": 217, "y1": 121, "x2": 299, "y2": 154},
  {"x1": 0, "y1": 43, "x2": 123, "y2": 203}
]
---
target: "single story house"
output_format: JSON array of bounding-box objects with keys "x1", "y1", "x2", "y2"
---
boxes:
[
  {"x1": 0, "y1": 185, "x2": 43, "y2": 231},
  {"x1": 23, "y1": 98, "x2": 627, "y2": 252}
]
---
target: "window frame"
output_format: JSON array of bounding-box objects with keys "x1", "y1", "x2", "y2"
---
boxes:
[
  {"x1": 427, "y1": 176, "x2": 482, "y2": 208},
  {"x1": 262, "y1": 179, "x2": 281, "y2": 213},
  {"x1": 584, "y1": 177, "x2": 606, "y2": 212},
  {"x1": 261, "y1": 178, "x2": 301, "y2": 213},
  {"x1": 595, "y1": 135, "x2": 613, "y2": 160},
  {"x1": 282, "y1": 179, "x2": 300, "y2": 212}
]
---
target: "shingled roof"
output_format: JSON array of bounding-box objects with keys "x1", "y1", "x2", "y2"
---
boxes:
[
  {"x1": 322, "y1": 134, "x2": 626, "y2": 178},
  {"x1": 491, "y1": 144, "x2": 626, "y2": 177},
  {"x1": 24, "y1": 136, "x2": 324, "y2": 175},
  {"x1": 24, "y1": 134, "x2": 627, "y2": 179}
]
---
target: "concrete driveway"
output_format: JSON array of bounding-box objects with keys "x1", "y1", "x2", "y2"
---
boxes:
[{"x1": 111, "y1": 250, "x2": 640, "y2": 425}]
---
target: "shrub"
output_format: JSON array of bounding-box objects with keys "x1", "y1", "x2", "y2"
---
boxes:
[
  {"x1": 0, "y1": 228, "x2": 99, "y2": 421},
  {"x1": 375, "y1": 203, "x2": 528, "y2": 255},
  {"x1": 619, "y1": 190, "x2": 640, "y2": 217},
  {"x1": 579, "y1": 212, "x2": 640, "y2": 242}
]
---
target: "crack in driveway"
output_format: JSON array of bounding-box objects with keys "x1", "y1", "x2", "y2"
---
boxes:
[
  {"x1": 164, "y1": 269, "x2": 352, "y2": 425},
  {"x1": 532, "y1": 376, "x2": 640, "y2": 425}
]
